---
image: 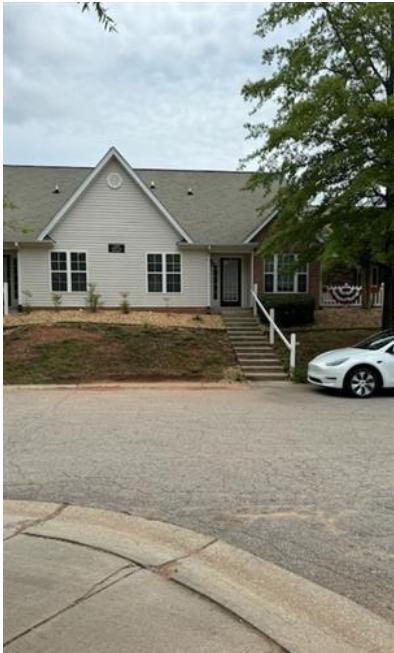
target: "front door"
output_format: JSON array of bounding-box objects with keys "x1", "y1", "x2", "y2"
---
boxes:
[{"x1": 220, "y1": 258, "x2": 241, "y2": 307}]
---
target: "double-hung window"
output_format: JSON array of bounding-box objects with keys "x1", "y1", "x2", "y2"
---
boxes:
[
  {"x1": 50, "y1": 251, "x2": 87, "y2": 292},
  {"x1": 264, "y1": 254, "x2": 308, "y2": 293},
  {"x1": 50, "y1": 252, "x2": 68, "y2": 291},
  {"x1": 147, "y1": 254, "x2": 181, "y2": 293},
  {"x1": 70, "y1": 252, "x2": 87, "y2": 291},
  {"x1": 147, "y1": 254, "x2": 163, "y2": 292}
]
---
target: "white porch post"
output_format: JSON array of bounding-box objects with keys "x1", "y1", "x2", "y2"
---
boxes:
[{"x1": 4, "y1": 282, "x2": 9, "y2": 315}]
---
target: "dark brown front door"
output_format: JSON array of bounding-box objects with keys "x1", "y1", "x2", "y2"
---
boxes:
[{"x1": 220, "y1": 258, "x2": 241, "y2": 307}]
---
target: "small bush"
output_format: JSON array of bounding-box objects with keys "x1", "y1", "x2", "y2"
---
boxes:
[
  {"x1": 85, "y1": 283, "x2": 102, "y2": 313},
  {"x1": 22, "y1": 290, "x2": 32, "y2": 314},
  {"x1": 51, "y1": 293, "x2": 63, "y2": 311},
  {"x1": 260, "y1": 293, "x2": 315, "y2": 327},
  {"x1": 119, "y1": 292, "x2": 130, "y2": 314}
]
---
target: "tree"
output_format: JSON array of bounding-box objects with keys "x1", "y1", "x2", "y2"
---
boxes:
[
  {"x1": 242, "y1": 2, "x2": 394, "y2": 328},
  {"x1": 79, "y1": 2, "x2": 117, "y2": 32}
]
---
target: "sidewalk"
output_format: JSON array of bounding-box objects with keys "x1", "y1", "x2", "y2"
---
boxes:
[{"x1": 4, "y1": 501, "x2": 393, "y2": 653}]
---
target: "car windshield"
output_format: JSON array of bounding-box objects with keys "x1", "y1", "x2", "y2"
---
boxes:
[{"x1": 354, "y1": 331, "x2": 394, "y2": 350}]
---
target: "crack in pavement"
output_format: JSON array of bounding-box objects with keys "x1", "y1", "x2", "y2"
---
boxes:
[
  {"x1": 20, "y1": 531, "x2": 219, "y2": 572},
  {"x1": 149, "y1": 537, "x2": 218, "y2": 577},
  {"x1": 4, "y1": 564, "x2": 140, "y2": 647},
  {"x1": 4, "y1": 503, "x2": 68, "y2": 541},
  {"x1": 20, "y1": 531, "x2": 144, "y2": 565},
  {"x1": 3, "y1": 532, "x2": 234, "y2": 649}
]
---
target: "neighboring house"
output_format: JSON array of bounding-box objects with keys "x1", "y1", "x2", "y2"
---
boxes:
[{"x1": 2, "y1": 146, "x2": 380, "y2": 312}]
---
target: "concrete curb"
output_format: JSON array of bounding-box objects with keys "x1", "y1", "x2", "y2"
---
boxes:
[
  {"x1": 3, "y1": 381, "x2": 247, "y2": 391},
  {"x1": 4, "y1": 501, "x2": 393, "y2": 653}
]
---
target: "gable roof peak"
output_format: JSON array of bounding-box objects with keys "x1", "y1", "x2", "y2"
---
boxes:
[{"x1": 36, "y1": 147, "x2": 193, "y2": 244}]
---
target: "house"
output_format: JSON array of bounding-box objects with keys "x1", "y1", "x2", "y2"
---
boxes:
[{"x1": 2, "y1": 146, "x2": 376, "y2": 312}]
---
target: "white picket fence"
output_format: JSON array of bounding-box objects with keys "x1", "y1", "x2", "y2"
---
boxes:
[{"x1": 320, "y1": 283, "x2": 384, "y2": 307}]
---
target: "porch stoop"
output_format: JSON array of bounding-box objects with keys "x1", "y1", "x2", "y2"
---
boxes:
[{"x1": 222, "y1": 309, "x2": 288, "y2": 382}]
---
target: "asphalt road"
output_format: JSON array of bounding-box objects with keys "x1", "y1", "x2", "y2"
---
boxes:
[{"x1": 4, "y1": 383, "x2": 394, "y2": 622}]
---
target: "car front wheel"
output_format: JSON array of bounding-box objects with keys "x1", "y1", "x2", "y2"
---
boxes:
[{"x1": 344, "y1": 365, "x2": 380, "y2": 398}]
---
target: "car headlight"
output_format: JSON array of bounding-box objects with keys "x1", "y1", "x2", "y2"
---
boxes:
[{"x1": 325, "y1": 358, "x2": 349, "y2": 367}]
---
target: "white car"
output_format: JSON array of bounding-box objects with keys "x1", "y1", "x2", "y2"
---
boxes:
[{"x1": 308, "y1": 331, "x2": 394, "y2": 398}]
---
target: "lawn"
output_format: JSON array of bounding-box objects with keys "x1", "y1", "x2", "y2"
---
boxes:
[
  {"x1": 276, "y1": 328, "x2": 376, "y2": 382},
  {"x1": 4, "y1": 323, "x2": 238, "y2": 385}
]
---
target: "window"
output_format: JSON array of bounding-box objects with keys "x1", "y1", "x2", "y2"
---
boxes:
[
  {"x1": 50, "y1": 251, "x2": 87, "y2": 292},
  {"x1": 264, "y1": 254, "x2": 308, "y2": 293},
  {"x1": 147, "y1": 253, "x2": 181, "y2": 293},
  {"x1": 70, "y1": 252, "x2": 87, "y2": 291},
  {"x1": 166, "y1": 254, "x2": 181, "y2": 292},
  {"x1": 355, "y1": 333, "x2": 394, "y2": 351},
  {"x1": 263, "y1": 258, "x2": 274, "y2": 292},
  {"x1": 51, "y1": 252, "x2": 68, "y2": 291},
  {"x1": 147, "y1": 254, "x2": 163, "y2": 292}
]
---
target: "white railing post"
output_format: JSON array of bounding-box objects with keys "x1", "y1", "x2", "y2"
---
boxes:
[
  {"x1": 3, "y1": 282, "x2": 9, "y2": 315},
  {"x1": 253, "y1": 283, "x2": 258, "y2": 317},
  {"x1": 290, "y1": 332, "x2": 296, "y2": 377},
  {"x1": 250, "y1": 287, "x2": 296, "y2": 379},
  {"x1": 269, "y1": 308, "x2": 275, "y2": 345},
  {"x1": 379, "y1": 282, "x2": 384, "y2": 307}
]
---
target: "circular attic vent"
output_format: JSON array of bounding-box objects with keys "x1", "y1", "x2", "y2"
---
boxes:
[{"x1": 107, "y1": 172, "x2": 123, "y2": 189}]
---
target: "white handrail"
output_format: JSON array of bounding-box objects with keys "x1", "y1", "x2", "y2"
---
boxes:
[{"x1": 251, "y1": 285, "x2": 297, "y2": 376}]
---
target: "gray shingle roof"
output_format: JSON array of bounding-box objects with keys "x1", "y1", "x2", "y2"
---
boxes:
[{"x1": 4, "y1": 164, "x2": 275, "y2": 245}]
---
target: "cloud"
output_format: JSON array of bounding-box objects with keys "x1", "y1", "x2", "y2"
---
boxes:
[{"x1": 4, "y1": 2, "x2": 278, "y2": 169}]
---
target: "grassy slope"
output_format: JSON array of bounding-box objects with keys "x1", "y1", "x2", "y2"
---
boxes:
[
  {"x1": 4, "y1": 323, "x2": 238, "y2": 384},
  {"x1": 276, "y1": 329, "x2": 376, "y2": 382}
]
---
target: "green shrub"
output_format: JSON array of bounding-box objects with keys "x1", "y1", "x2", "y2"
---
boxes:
[
  {"x1": 51, "y1": 292, "x2": 63, "y2": 311},
  {"x1": 259, "y1": 293, "x2": 315, "y2": 327},
  {"x1": 85, "y1": 283, "x2": 102, "y2": 313},
  {"x1": 22, "y1": 290, "x2": 32, "y2": 314},
  {"x1": 119, "y1": 292, "x2": 130, "y2": 314}
]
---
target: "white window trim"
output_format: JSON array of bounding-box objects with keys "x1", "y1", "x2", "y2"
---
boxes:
[
  {"x1": 49, "y1": 250, "x2": 89, "y2": 293},
  {"x1": 145, "y1": 252, "x2": 183, "y2": 294},
  {"x1": 264, "y1": 254, "x2": 308, "y2": 293}
]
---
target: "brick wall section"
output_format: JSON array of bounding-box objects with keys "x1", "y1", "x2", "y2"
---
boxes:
[
  {"x1": 308, "y1": 260, "x2": 321, "y2": 306},
  {"x1": 252, "y1": 222, "x2": 321, "y2": 305}
]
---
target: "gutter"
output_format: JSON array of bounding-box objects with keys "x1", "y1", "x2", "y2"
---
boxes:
[
  {"x1": 3, "y1": 239, "x2": 55, "y2": 249},
  {"x1": 178, "y1": 243, "x2": 256, "y2": 252}
]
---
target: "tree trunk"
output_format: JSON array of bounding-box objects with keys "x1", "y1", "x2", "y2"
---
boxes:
[{"x1": 381, "y1": 266, "x2": 394, "y2": 329}]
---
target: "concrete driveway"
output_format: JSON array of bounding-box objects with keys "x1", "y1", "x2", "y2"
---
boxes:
[{"x1": 4, "y1": 383, "x2": 394, "y2": 622}]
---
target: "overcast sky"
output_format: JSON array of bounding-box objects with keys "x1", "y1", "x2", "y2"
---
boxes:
[{"x1": 4, "y1": 2, "x2": 278, "y2": 170}]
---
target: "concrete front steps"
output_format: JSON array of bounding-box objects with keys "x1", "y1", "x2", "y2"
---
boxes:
[{"x1": 222, "y1": 309, "x2": 288, "y2": 382}]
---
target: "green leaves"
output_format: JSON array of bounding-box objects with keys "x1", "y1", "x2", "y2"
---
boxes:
[
  {"x1": 242, "y1": 2, "x2": 394, "y2": 275},
  {"x1": 79, "y1": 2, "x2": 117, "y2": 33}
]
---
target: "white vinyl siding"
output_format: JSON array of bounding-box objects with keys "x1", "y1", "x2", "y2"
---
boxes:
[{"x1": 18, "y1": 158, "x2": 208, "y2": 307}]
